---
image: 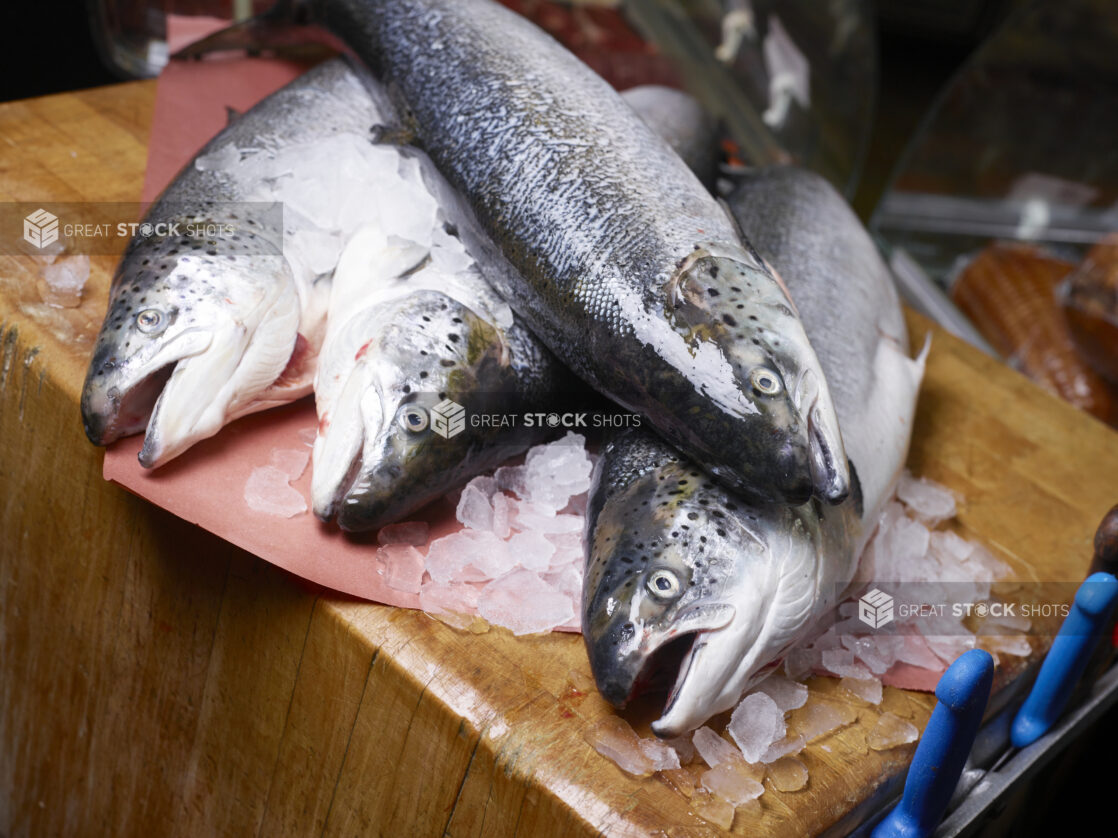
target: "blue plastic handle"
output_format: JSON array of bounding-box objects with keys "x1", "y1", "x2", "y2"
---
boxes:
[
  {"x1": 872, "y1": 649, "x2": 994, "y2": 838},
  {"x1": 1011, "y1": 572, "x2": 1118, "y2": 748}
]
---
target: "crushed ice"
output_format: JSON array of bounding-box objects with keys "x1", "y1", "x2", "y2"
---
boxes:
[
  {"x1": 243, "y1": 446, "x2": 312, "y2": 517},
  {"x1": 583, "y1": 470, "x2": 1026, "y2": 822},
  {"x1": 38, "y1": 255, "x2": 89, "y2": 308},
  {"x1": 867, "y1": 713, "x2": 920, "y2": 751},
  {"x1": 244, "y1": 465, "x2": 306, "y2": 518},
  {"x1": 803, "y1": 470, "x2": 1028, "y2": 686},
  {"x1": 409, "y1": 432, "x2": 592, "y2": 634},
  {"x1": 270, "y1": 447, "x2": 309, "y2": 481},
  {"x1": 896, "y1": 472, "x2": 957, "y2": 524}
]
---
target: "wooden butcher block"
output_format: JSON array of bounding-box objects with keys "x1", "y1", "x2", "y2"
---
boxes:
[{"x1": 2, "y1": 79, "x2": 1117, "y2": 838}]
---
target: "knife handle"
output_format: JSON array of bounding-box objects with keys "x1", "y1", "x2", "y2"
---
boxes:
[
  {"x1": 1011, "y1": 572, "x2": 1118, "y2": 748},
  {"x1": 872, "y1": 648, "x2": 994, "y2": 838}
]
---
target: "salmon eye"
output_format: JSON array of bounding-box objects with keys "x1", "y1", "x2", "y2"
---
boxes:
[
  {"x1": 647, "y1": 569, "x2": 681, "y2": 600},
  {"x1": 398, "y1": 404, "x2": 429, "y2": 433},
  {"x1": 750, "y1": 367, "x2": 782, "y2": 396},
  {"x1": 136, "y1": 309, "x2": 164, "y2": 334}
]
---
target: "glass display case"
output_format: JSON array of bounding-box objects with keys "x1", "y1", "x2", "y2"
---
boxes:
[
  {"x1": 872, "y1": 0, "x2": 1118, "y2": 425},
  {"x1": 873, "y1": 0, "x2": 1118, "y2": 282}
]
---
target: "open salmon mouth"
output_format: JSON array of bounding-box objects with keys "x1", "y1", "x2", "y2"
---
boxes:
[
  {"x1": 652, "y1": 632, "x2": 707, "y2": 737},
  {"x1": 627, "y1": 631, "x2": 702, "y2": 708},
  {"x1": 82, "y1": 362, "x2": 175, "y2": 446}
]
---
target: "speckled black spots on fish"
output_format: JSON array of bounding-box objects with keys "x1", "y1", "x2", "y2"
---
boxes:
[
  {"x1": 81, "y1": 57, "x2": 465, "y2": 468},
  {"x1": 306, "y1": 156, "x2": 579, "y2": 531},
  {"x1": 583, "y1": 166, "x2": 928, "y2": 737},
  {"x1": 311, "y1": 0, "x2": 848, "y2": 507}
]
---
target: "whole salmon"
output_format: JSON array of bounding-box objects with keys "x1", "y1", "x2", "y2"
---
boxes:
[
  {"x1": 82, "y1": 59, "x2": 390, "y2": 466},
  {"x1": 309, "y1": 0, "x2": 849, "y2": 506},
  {"x1": 583, "y1": 166, "x2": 927, "y2": 736}
]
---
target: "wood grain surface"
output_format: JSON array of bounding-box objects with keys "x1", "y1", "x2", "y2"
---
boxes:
[{"x1": 2, "y1": 79, "x2": 1117, "y2": 837}]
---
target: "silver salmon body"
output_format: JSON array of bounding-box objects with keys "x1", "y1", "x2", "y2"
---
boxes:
[
  {"x1": 311, "y1": 0, "x2": 849, "y2": 507},
  {"x1": 583, "y1": 167, "x2": 927, "y2": 736},
  {"x1": 81, "y1": 58, "x2": 395, "y2": 467}
]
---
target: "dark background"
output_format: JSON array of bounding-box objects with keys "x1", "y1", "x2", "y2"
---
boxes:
[
  {"x1": 0, "y1": 1, "x2": 1110, "y2": 834},
  {"x1": 0, "y1": 0, "x2": 1009, "y2": 216}
]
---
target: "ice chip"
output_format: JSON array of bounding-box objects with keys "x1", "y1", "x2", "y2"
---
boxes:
[
  {"x1": 701, "y1": 762, "x2": 764, "y2": 806},
  {"x1": 584, "y1": 716, "x2": 654, "y2": 777},
  {"x1": 511, "y1": 503, "x2": 583, "y2": 534},
  {"x1": 457, "y1": 483, "x2": 495, "y2": 531},
  {"x1": 793, "y1": 701, "x2": 857, "y2": 741},
  {"x1": 897, "y1": 471, "x2": 957, "y2": 524},
  {"x1": 968, "y1": 543, "x2": 1013, "y2": 579},
  {"x1": 244, "y1": 465, "x2": 306, "y2": 518},
  {"x1": 270, "y1": 447, "x2": 310, "y2": 481},
  {"x1": 925, "y1": 633, "x2": 977, "y2": 663},
  {"x1": 842, "y1": 635, "x2": 901, "y2": 675},
  {"x1": 690, "y1": 787, "x2": 735, "y2": 830},
  {"x1": 840, "y1": 677, "x2": 883, "y2": 705},
  {"x1": 419, "y1": 579, "x2": 481, "y2": 615},
  {"x1": 664, "y1": 735, "x2": 696, "y2": 766},
  {"x1": 753, "y1": 674, "x2": 809, "y2": 712},
  {"x1": 526, "y1": 431, "x2": 590, "y2": 477},
  {"x1": 524, "y1": 485, "x2": 571, "y2": 516},
  {"x1": 297, "y1": 427, "x2": 317, "y2": 447},
  {"x1": 542, "y1": 564, "x2": 583, "y2": 603},
  {"x1": 465, "y1": 531, "x2": 518, "y2": 580},
  {"x1": 930, "y1": 530, "x2": 973, "y2": 563},
  {"x1": 877, "y1": 513, "x2": 932, "y2": 581},
  {"x1": 767, "y1": 756, "x2": 809, "y2": 792},
  {"x1": 821, "y1": 648, "x2": 872, "y2": 680},
  {"x1": 423, "y1": 530, "x2": 512, "y2": 583},
  {"x1": 638, "y1": 738, "x2": 682, "y2": 771},
  {"x1": 424, "y1": 532, "x2": 470, "y2": 584},
  {"x1": 567, "y1": 668, "x2": 595, "y2": 695},
  {"x1": 465, "y1": 474, "x2": 500, "y2": 499},
  {"x1": 506, "y1": 530, "x2": 556, "y2": 571},
  {"x1": 760, "y1": 733, "x2": 806, "y2": 764},
  {"x1": 729, "y1": 693, "x2": 786, "y2": 763},
  {"x1": 491, "y1": 492, "x2": 512, "y2": 539},
  {"x1": 477, "y1": 570, "x2": 573, "y2": 635},
  {"x1": 522, "y1": 432, "x2": 593, "y2": 510},
  {"x1": 378, "y1": 544, "x2": 425, "y2": 594},
  {"x1": 40, "y1": 255, "x2": 89, "y2": 307},
  {"x1": 895, "y1": 632, "x2": 947, "y2": 670},
  {"x1": 289, "y1": 226, "x2": 345, "y2": 276},
  {"x1": 692, "y1": 726, "x2": 744, "y2": 768},
  {"x1": 494, "y1": 464, "x2": 529, "y2": 498},
  {"x1": 429, "y1": 224, "x2": 476, "y2": 276},
  {"x1": 546, "y1": 530, "x2": 584, "y2": 567},
  {"x1": 867, "y1": 713, "x2": 920, "y2": 750},
  {"x1": 377, "y1": 521, "x2": 430, "y2": 546}
]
